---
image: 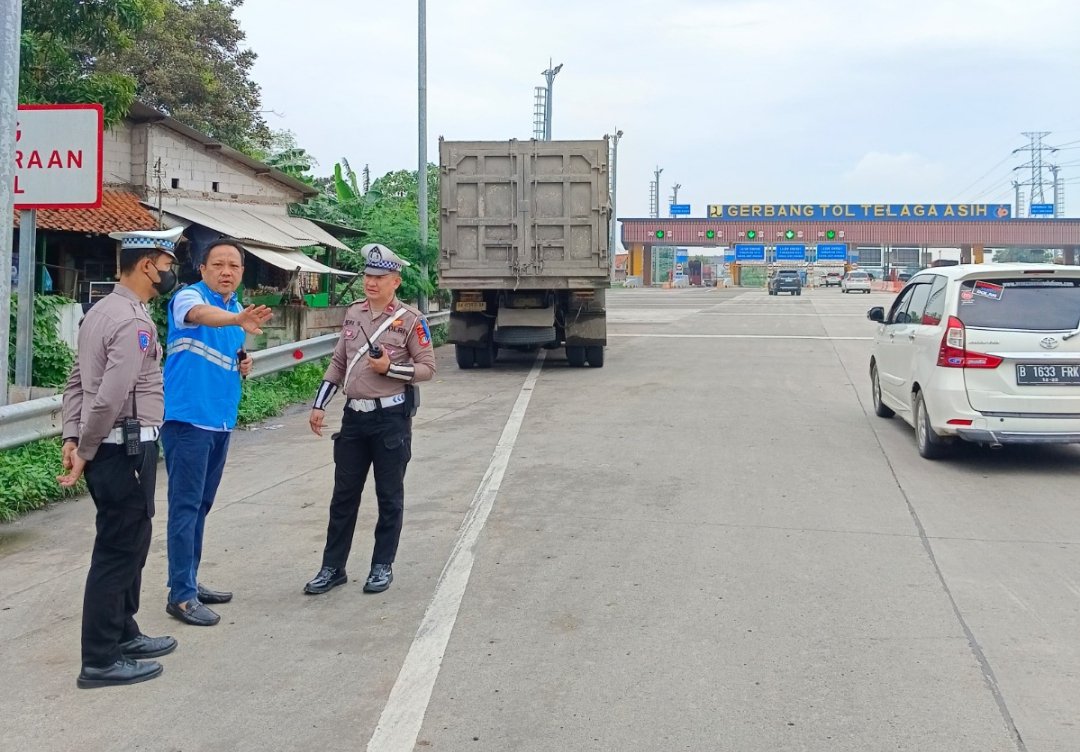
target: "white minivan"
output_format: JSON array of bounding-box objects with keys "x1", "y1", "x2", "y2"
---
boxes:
[{"x1": 867, "y1": 264, "x2": 1080, "y2": 458}]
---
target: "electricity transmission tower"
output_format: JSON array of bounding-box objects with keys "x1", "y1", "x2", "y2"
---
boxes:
[{"x1": 1013, "y1": 131, "x2": 1057, "y2": 216}]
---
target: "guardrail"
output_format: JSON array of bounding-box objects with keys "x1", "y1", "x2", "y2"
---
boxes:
[{"x1": 0, "y1": 310, "x2": 450, "y2": 451}]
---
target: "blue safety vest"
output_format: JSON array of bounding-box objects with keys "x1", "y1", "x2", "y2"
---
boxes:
[{"x1": 164, "y1": 281, "x2": 246, "y2": 430}]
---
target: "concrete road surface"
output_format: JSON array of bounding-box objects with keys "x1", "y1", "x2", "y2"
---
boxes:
[{"x1": 2, "y1": 286, "x2": 1077, "y2": 751}]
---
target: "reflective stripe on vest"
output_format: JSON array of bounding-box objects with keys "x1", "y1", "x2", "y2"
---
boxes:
[{"x1": 167, "y1": 337, "x2": 239, "y2": 371}]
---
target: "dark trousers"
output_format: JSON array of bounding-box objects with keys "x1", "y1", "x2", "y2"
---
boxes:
[
  {"x1": 81, "y1": 441, "x2": 158, "y2": 668},
  {"x1": 160, "y1": 421, "x2": 231, "y2": 604},
  {"x1": 322, "y1": 405, "x2": 412, "y2": 570}
]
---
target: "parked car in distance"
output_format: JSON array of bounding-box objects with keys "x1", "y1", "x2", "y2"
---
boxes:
[
  {"x1": 842, "y1": 271, "x2": 872, "y2": 293},
  {"x1": 867, "y1": 264, "x2": 1080, "y2": 459},
  {"x1": 768, "y1": 269, "x2": 802, "y2": 296},
  {"x1": 822, "y1": 271, "x2": 843, "y2": 287}
]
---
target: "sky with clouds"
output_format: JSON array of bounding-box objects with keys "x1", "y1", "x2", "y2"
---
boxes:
[{"x1": 236, "y1": 0, "x2": 1080, "y2": 242}]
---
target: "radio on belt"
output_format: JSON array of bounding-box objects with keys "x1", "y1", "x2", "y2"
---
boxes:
[{"x1": 122, "y1": 416, "x2": 142, "y2": 456}]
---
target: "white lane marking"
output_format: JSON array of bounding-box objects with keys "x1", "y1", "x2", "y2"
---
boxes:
[
  {"x1": 366, "y1": 352, "x2": 546, "y2": 752},
  {"x1": 609, "y1": 333, "x2": 873, "y2": 341}
]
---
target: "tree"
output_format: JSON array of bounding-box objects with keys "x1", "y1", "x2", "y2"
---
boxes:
[
  {"x1": 20, "y1": 0, "x2": 161, "y2": 125},
  {"x1": 97, "y1": 0, "x2": 271, "y2": 151},
  {"x1": 252, "y1": 130, "x2": 317, "y2": 182},
  {"x1": 992, "y1": 248, "x2": 1051, "y2": 263},
  {"x1": 292, "y1": 161, "x2": 441, "y2": 303}
]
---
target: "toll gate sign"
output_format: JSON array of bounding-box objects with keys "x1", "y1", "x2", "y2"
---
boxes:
[{"x1": 14, "y1": 104, "x2": 104, "y2": 209}]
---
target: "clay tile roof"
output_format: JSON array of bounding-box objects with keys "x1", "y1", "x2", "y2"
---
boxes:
[{"x1": 14, "y1": 189, "x2": 158, "y2": 234}]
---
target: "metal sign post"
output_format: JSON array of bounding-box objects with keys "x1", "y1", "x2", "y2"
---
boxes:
[
  {"x1": 0, "y1": 1, "x2": 23, "y2": 406},
  {"x1": 14, "y1": 208, "x2": 35, "y2": 387}
]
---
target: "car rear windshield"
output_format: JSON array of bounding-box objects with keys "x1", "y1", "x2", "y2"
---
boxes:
[
  {"x1": 777, "y1": 270, "x2": 799, "y2": 276},
  {"x1": 959, "y1": 277, "x2": 1080, "y2": 330},
  {"x1": 848, "y1": 272, "x2": 869, "y2": 279}
]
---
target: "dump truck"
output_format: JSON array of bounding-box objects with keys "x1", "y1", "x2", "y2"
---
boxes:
[{"x1": 438, "y1": 138, "x2": 610, "y2": 368}]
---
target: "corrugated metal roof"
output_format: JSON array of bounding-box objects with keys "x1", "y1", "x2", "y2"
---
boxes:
[
  {"x1": 244, "y1": 243, "x2": 356, "y2": 276},
  {"x1": 152, "y1": 198, "x2": 349, "y2": 250}
]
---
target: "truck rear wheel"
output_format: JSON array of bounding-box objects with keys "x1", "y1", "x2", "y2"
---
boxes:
[
  {"x1": 566, "y1": 345, "x2": 586, "y2": 368},
  {"x1": 586, "y1": 346, "x2": 604, "y2": 368},
  {"x1": 455, "y1": 345, "x2": 475, "y2": 369},
  {"x1": 474, "y1": 341, "x2": 495, "y2": 369}
]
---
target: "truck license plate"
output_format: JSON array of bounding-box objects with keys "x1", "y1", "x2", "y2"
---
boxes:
[
  {"x1": 455, "y1": 301, "x2": 487, "y2": 312},
  {"x1": 1016, "y1": 364, "x2": 1080, "y2": 385}
]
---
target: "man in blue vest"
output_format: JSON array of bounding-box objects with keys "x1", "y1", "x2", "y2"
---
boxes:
[{"x1": 161, "y1": 238, "x2": 272, "y2": 627}]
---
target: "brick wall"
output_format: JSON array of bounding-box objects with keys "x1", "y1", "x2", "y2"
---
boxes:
[
  {"x1": 102, "y1": 126, "x2": 133, "y2": 186},
  {"x1": 146, "y1": 127, "x2": 302, "y2": 204}
]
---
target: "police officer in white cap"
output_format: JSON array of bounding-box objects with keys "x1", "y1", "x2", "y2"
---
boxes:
[
  {"x1": 59, "y1": 226, "x2": 183, "y2": 688},
  {"x1": 304, "y1": 244, "x2": 436, "y2": 595}
]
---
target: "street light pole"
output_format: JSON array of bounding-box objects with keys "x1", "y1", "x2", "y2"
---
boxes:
[
  {"x1": 606, "y1": 129, "x2": 622, "y2": 284},
  {"x1": 542, "y1": 59, "x2": 563, "y2": 140},
  {"x1": 0, "y1": 0, "x2": 23, "y2": 406},
  {"x1": 417, "y1": 0, "x2": 429, "y2": 313}
]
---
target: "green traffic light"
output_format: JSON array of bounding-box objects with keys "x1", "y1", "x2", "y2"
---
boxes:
[
  {"x1": 785, "y1": 229, "x2": 795, "y2": 240},
  {"x1": 826, "y1": 230, "x2": 837, "y2": 240},
  {"x1": 705, "y1": 230, "x2": 716, "y2": 239},
  {"x1": 655, "y1": 230, "x2": 665, "y2": 239},
  {"x1": 746, "y1": 230, "x2": 757, "y2": 240}
]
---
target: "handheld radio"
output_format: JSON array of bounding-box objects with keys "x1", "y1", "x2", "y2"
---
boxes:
[{"x1": 360, "y1": 325, "x2": 382, "y2": 359}]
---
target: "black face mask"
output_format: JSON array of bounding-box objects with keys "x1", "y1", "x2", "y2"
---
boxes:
[{"x1": 147, "y1": 265, "x2": 177, "y2": 295}]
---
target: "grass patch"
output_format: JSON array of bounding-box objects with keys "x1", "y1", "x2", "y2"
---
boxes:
[{"x1": 0, "y1": 439, "x2": 85, "y2": 523}]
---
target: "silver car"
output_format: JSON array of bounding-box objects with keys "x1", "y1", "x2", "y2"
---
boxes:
[{"x1": 842, "y1": 271, "x2": 872, "y2": 293}]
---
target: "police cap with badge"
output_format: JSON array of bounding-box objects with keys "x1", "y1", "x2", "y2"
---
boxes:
[
  {"x1": 362, "y1": 243, "x2": 411, "y2": 276},
  {"x1": 108, "y1": 227, "x2": 184, "y2": 258}
]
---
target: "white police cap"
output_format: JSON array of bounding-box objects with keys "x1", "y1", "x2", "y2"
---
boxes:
[
  {"x1": 362, "y1": 243, "x2": 411, "y2": 276},
  {"x1": 108, "y1": 226, "x2": 184, "y2": 257}
]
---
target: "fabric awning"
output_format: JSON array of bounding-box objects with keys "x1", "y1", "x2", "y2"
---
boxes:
[
  {"x1": 244, "y1": 243, "x2": 355, "y2": 276},
  {"x1": 150, "y1": 198, "x2": 350, "y2": 251}
]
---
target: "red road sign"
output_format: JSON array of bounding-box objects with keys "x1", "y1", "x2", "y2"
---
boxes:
[{"x1": 14, "y1": 104, "x2": 104, "y2": 210}]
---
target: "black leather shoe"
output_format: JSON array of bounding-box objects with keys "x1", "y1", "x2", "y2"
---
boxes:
[
  {"x1": 304, "y1": 566, "x2": 347, "y2": 594},
  {"x1": 363, "y1": 563, "x2": 393, "y2": 593},
  {"x1": 77, "y1": 657, "x2": 163, "y2": 689},
  {"x1": 119, "y1": 634, "x2": 177, "y2": 659},
  {"x1": 197, "y1": 583, "x2": 233, "y2": 604},
  {"x1": 166, "y1": 598, "x2": 221, "y2": 626}
]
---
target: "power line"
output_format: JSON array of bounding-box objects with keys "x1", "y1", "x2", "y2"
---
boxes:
[{"x1": 949, "y1": 154, "x2": 1014, "y2": 201}]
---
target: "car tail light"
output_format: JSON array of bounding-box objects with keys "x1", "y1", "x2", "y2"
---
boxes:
[
  {"x1": 936, "y1": 316, "x2": 1003, "y2": 369},
  {"x1": 946, "y1": 419, "x2": 973, "y2": 426}
]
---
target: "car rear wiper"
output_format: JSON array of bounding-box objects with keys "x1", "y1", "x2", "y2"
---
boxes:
[{"x1": 1063, "y1": 325, "x2": 1080, "y2": 341}]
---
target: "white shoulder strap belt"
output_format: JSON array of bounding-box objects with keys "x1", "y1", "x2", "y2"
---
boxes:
[{"x1": 342, "y1": 307, "x2": 409, "y2": 392}]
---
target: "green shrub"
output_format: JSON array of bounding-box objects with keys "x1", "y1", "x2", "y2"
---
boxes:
[
  {"x1": 7, "y1": 294, "x2": 76, "y2": 387},
  {"x1": 236, "y1": 359, "x2": 327, "y2": 425}
]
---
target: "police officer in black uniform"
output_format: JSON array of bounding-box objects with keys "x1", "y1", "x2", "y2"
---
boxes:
[
  {"x1": 304, "y1": 245, "x2": 437, "y2": 595},
  {"x1": 59, "y1": 228, "x2": 183, "y2": 688}
]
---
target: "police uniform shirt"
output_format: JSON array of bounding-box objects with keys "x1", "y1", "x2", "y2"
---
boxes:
[
  {"x1": 62, "y1": 285, "x2": 164, "y2": 462},
  {"x1": 323, "y1": 298, "x2": 437, "y2": 399}
]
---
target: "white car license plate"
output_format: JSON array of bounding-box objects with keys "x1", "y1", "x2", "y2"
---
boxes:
[{"x1": 1016, "y1": 364, "x2": 1080, "y2": 386}]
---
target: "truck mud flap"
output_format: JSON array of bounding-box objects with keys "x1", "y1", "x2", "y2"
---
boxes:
[
  {"x1": 448, "y1": 312, "x2": 491, "y2": 347},
  {"x1": 564, "y1": 312, "x2": 607, "y2": 347}
]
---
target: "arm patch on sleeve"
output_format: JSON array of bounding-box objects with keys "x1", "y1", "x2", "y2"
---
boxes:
[{"x1": 415, "y1": 319, "x2": 431, "y2": 347}]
